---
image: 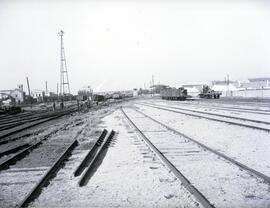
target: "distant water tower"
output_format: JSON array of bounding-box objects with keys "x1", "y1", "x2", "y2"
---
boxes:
[{"x1": 59, "y1": 30, "x2": 71, "y2": 96}]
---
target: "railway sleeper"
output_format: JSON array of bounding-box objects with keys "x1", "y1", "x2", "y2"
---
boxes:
[{"x1": 78, "y1": 130, "x2": 115, "y2": 187}]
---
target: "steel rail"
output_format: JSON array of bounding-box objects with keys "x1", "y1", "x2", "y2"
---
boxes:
[
  {"x1": 143, "y1": 102, "x2": 270, "y2": 125},
  {"x1": 0, "y1": 111, "x2": 48, "y2": 123},
  {"x1": 0, "y1": 112, "x2": 33, "y2": 121},
  {"x1": 79, "y1": 130, "x2": 115, "y2": 187},
  {"x1": 209, "y1": 106, "x2": 270, "y2": 115},
  {"x1": 0, "y1": 123, "x2": 71, "y2": 171},
  {"x1": 140, "y1": 103, "x2": 270, "y2": 132},
  {"x1": 0, "y1": 130, "x2": 44, "y2": 146},
  {"x1": 0, "y1": 115, "x2": 55, "y2": 131},
  {"x1": 197, "y1": 106, "x2": 270, "y2": 116},
  {"x1": 19, "y1": 139, "x2": 78, "y2": 208},
  {"x1": 121, "y1": 107, "x2": 214, "y2": 208},
  {"x1": 0, "y1": 108, "x2": 77, "y2": 140},
  {"x1": 0, "y1": 116, "x2": 60, "y2": 140},
  {"x1": 198, "y1": 105, "x2": 270, "y2": 115},
  {"x1": 0, "y1": 111, "x2": 53, "y2": 124},
  {"x1": 133, "y1": 108, "x2": 270, "y2": 184},
  {"x1": 0, "y1": 140, "x2": 44, "y2": 171},
  {"x1": 166, "y1": 102, "x2": 270, "y2": 115},
  {"x1": 74, "y1": 129, "x2": 108, "y2": 177},
  {"x1": 0, "y1": 143, "x2": 30, "y2": 158}
]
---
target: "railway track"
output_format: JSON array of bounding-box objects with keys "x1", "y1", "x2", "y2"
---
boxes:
[
  {"x1": 139, "y1": 103, "x2": 270, "y2": 132},
  {"x1": 0, "y1": 129, "x2": 45, "y2": 145},
  {"x1": 0, "y1": 121, "x2": 86, "y2": 207},
  {"x1": 0, "y1": 111, "x2": 34, "y2": 120},
  {"x1": 121, "y1": 107, "x2": 270, "y2": 207},
  {"x1": 0, "y1": 117, "x2": 85, "y2": 167},
  {"x1": 162, "y1": 101, "x2": 270, "y2": 116},
  {"x1": 143, "y1": 102, "x2": 270, "y2": 125},
  {"x1": 0, "y1": 113, "x2": 56, "y2": 131},
  {"x1": 19, "y1": 139, "x2": 79, "y2": 208},
  {"x1": 132, "y1": 108, "x2": 270, "y2": 183},
  {"x1": 0, "y1": 104, "x2": 77, "y2": 127},
  {"x1": 18, "y1": 129, "x2": 115, "y2": 207},
  {"x1": 0, "y1": 122, "x2": 72, "y2": 171},
  {"x1": 198, "y1": 99, "x2": 270, "y2": 107},
  {"x1": 0, "y1": 107, "x2": 77, "y2": 140}
]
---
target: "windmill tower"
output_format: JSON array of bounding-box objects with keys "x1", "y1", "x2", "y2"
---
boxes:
[{"x1": 59, "y1": 30, "x2": 70, "y2": 96}]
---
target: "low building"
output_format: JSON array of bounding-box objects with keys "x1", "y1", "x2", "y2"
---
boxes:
[
  {"x1": 31, "y1": 90, "x2": 45, "y2": 102},
  {"x1": 240, "y1": 77, "x2": 270, "y2": 89},
  {"x1": 211, "y1": 80, "x2": 239, "y2": 96},
  {"x1": 181, "y1": 84, "x2": 205, "y2": 97},
  {"x1": 0, "y1": 88, "x2": 25, "y2": 104},
  {"x1": 10, "y1": 89, "x2": 25, "y2": 103}
]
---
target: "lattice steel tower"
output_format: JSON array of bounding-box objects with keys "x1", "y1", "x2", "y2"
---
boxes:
[{"x1": 59, "y1": 30, "x2": 70, "y2": 96}]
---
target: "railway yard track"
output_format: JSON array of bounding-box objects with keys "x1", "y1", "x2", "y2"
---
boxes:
[
  {"x1": 18, "y1": 128, "x2": 115, "y2": 208},
  {"x1": 0, "y1": 103, "x2": 120, "y2": 207},
  {"x1": 139, "y1": 102, "x2": 270, "y2": 132},
  {"x1": 0, "y1": 98, "x2": 270, "y2": 207},
  {"x1": 0, "y1": 106, "x2": 77, "y2": 139},
  {"x1": 153, "y1": 100, "x2": 270, "y2": 115},
  {"x1": 121, "y1": 107, "x2": 270, "y2": 207},
  {"x1": 0, "y1": 116, "x2": 87, "y2": 207}
]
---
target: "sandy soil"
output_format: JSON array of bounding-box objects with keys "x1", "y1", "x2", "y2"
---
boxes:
[
  {"x1": 28, "y1": 109, "x2": 202, "y2": 208},
  {"x1": 123, "y1": 107, "x2": 270, "y2": 207},
  {"x1": 1, "y1": 97, "x2": 269, "y2": 207},
  {"x1": 135, "y1": 102, "x2": 270, "y2": 178}
]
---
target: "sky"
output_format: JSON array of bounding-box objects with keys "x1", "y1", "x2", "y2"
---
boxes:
[{"x1": 0, "y1": 0, "x2": 270, "y2": 94}]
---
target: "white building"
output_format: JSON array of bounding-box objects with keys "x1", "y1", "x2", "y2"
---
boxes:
[
  {"x1": 0, "y1": 88, "x2": 25, "y2": 104},
  {"x1": 182, "y1": 84, "x2": 205, "y2": 97},
  {"x1": 31, "y1": 89, "x2": 45, "y2": 102},
  {"x1": 211, "y1": 81, "x2": 239, "y2": 96},
  {"x1": 240, "y1": 78, "x2": 270, "y2": 89}
]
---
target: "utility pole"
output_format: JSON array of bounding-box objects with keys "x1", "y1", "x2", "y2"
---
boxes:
[
  {"x1": 152, "y1": 75, "x2": 155, "y2": 96},
  {"x1": 26, "y1": 77, "x2": 32, "y2": 107},
  {"x1": 26, "y1": 77, "x2": 31, "y2": 96},
  {"x1": 45, "y1": 81, "x2": 48, "y2": 95},
  {"x1": 59, "y1": 30, "x2": 71, "y2": 100},
  {"x1": 227, "y1": 74, "x2": 229, "y2": 96},
  {"x1": 149, "y1": 81, "x2": 152, "y2": 96},
  {"x1": 57, "y1": 82, "x2": 59, "y2": 97}
]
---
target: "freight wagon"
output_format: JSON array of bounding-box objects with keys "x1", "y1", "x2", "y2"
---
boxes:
[
  {"x1": 160, "y1": 87, "x2": 188, "y2": 100},
  {"x1": 93, "y1": 94, "x2": 106, "y2": 102}
]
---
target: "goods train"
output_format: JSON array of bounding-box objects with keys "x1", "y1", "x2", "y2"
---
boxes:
[{"x1": 160, "y1": 87, "x2": 188, "y2": 100}]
